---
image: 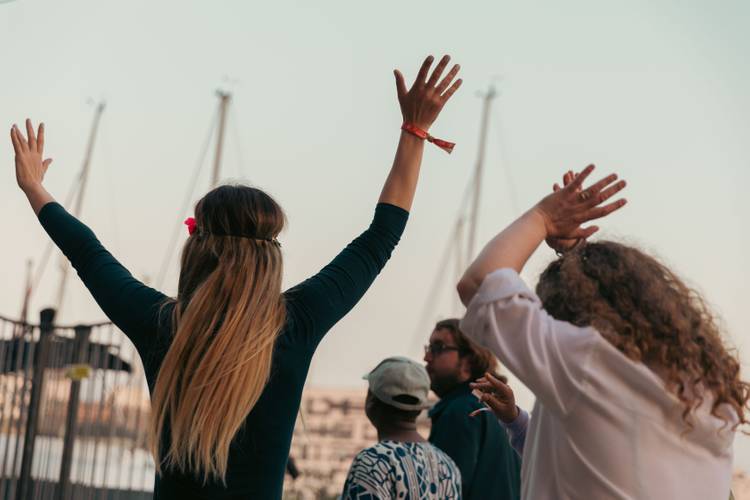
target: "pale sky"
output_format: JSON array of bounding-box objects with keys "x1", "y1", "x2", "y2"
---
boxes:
[{"x1": 1, "y1": 0, "x2": 748, "y2": 468}]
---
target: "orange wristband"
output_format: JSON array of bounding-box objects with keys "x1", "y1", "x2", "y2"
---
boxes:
[{"x1": 401, "y1": 123, "x2": 455, "y2": 154}]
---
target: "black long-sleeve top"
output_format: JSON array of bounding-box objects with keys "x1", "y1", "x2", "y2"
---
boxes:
[{"x1": 38, "y1": 201, "x2": 409, "y2": 499}]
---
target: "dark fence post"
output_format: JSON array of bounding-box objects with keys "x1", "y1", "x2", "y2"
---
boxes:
[
  {"x1": 55, "y1": 325, "x2": 91, "y2": 500},
  {"x1": 16, "y1": 308, "x2": 55, "y2": 500}
]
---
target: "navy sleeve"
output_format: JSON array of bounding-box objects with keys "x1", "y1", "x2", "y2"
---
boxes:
[
  {"x1": 38, "y1": 202, "x2": 168, "y2": 354},
  {"x1": 283, "y1": 203, "x2": 408, "y2": 347}
]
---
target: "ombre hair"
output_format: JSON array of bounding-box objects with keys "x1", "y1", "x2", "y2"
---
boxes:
[{"x1": 150, "y1": 185, "x2": 286, "y2": 483}]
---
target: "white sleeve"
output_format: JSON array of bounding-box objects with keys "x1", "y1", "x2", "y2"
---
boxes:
[{"x1": 460, "y1": 268, "x2": 598, "y2": 417}]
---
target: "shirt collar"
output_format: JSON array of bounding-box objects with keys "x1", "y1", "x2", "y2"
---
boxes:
[{"x1": 428, "y1": 381, "x2": 473, "y2": 418}]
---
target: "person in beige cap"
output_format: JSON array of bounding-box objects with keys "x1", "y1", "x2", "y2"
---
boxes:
[{"x1": 341, "y1": 356, "x2": 462, "y2": 499}]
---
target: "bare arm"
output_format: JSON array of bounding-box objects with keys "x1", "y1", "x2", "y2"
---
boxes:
[
  {"x1": 458, "y1": 164, "x2": 628, "y2": 306},
  {"x1": 378, "y1": 55, "x2": 462, "y2": 211}
]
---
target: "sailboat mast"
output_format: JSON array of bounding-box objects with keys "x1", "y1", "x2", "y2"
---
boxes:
[
  {"x1": 55, "y1": 102, "x2": 106, "y2": 312},
  {"x1": 19, "y1": 260, "x2": 32, "y2": 325},
  {"x1": 211, "y1": 91, "x2": 232, "y2": 188},
  {"x1": 465, "y1": 85, "x2": 496, "y2": 266}
]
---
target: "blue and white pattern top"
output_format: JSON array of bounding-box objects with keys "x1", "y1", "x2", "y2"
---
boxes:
[{"x1": 342, "y1": 440, "x2": 462, "y2": 499}]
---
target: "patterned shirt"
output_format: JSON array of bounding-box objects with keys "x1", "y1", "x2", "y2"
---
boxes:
[{"x1": 342, "y1": 440, "x2": 462, "y2": 499}]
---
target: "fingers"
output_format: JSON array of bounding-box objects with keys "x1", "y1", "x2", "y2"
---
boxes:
[
  {"x1": 553, "y1": 183, "x2": 561, "y2": 192},
  {"x1": 592, "y1": 179, "x2": 627, "y2": 206},
  {"x1": 394, "y1": 70, "x2": 407, "y2": 100},
  {"x1": 25, "y1": 119, "x2": 37, "y2": 151},
  {"x1": 426, "y1": 55, "x2": 450, "y2": 88},
  {"x1": 414, "y1": 55, "x2": 434, "y2": 87},
  {"x1": 441, "y1": 78, "x2": 463, "y2": 101},
  {"x1": 436, "y1": 64, "x2": 460, "y2": 94},
  {"x1": 486, "y1": 372, "x2": 514, "y2": 398},
  {"x1": 563, "y1": 170, "x2": 574, "y2": 186},
  {"x1": 567, "y1": 164, "x2": 595, "y2": 192},
  {"x1": 580, "y1": 178, "x2": 626, "y2": 215},
  {"x1": 471, "y1": 380, "x2": 495, "y2": 393},
  {"x1": 10, "y1": 126, "x2": 21, "y2": 154},
  {"x1": 580, "y1": 199, "x2": 628, "y2": 222},
  {"x1": 599, "y1": 179, "x2": 628, "y2": 203},
  {"x1": 36, "y1": 122, "x2": 45, "y2": 154},
  {"x1": 569, "y1": 225, "x2": 600, "y2": 239},
  {"x1": 11, "y1": 125, "x2": 28, "y2": 153},
  {"x1": 42, "y1": 158, "x2": 53, "y2": 175},
  {"x1": 480, "y1": 392, "x2": 504, "y2": 414},
  {"x1": 579, "y1": 173, "x2": 618, "y2": 205}
]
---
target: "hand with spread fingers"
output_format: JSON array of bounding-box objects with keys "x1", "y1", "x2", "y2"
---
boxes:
[
  {"x1": 10, "y1": 119, "x2": 56, "y2": 214},
  {"x1": 394, "y1": 54, "x2": 462, "y2": 132},
  {"x1": 457, "y1": 164, "x2": 628, "y2": 305},
  {"x1": 470, "y1": 373, "x2": 519, "y2": 423},
  {"x1": 534, "y1": 164, "x2": 627, "y2": 241},
  {"x1": 545, "y1": 170, "x2": 585, "y2": 253},
  {"x1": 11, "y1": 119, "x2": 52, "y2": 193}
]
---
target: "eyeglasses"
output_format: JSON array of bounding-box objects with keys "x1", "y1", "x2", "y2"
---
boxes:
[{"x1": 424, "y1": 343, "x2": 461, "y2": 357}]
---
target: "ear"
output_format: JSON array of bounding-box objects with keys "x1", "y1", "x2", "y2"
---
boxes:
[{"x1": 458, "y1": 356, "x2": 473, "y2": 383}]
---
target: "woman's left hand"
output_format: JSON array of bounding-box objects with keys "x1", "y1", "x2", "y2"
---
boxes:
[
  {"x1": 545, "y1": 170, "x2": 583, "y2": 253},
  {"x1": 11, "y1": 119, "x2": 53, "y2": 194},
  {"x1": 534, "y1": 164, "x2": 627, "y2": 240},
  {"x1": 394, "y1": 55, "x2": 462, "y2": 131}
]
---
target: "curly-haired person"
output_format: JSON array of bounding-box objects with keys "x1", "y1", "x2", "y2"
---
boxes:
[{"x1": 459, "y1": 166, "x2": 748, "y2": 500}]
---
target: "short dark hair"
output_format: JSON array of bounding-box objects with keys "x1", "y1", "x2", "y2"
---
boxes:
[
  {"x1": 435, "y1": 318, "x2": 498, "y2": 380},
  {"x1": 370, "y1": 394, "x2": 422, "y2": 422}
]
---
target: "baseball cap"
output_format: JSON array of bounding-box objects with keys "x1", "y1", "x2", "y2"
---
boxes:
[{"x1": 363, "y1": 356, "x2": 432, "y2": 411}]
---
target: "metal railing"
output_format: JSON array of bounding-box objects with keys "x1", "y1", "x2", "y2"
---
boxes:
[{"x1": 0, "y1": 310, "x2": 153, "y2": 500}]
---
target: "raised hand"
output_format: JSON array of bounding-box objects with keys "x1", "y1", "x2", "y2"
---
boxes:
[
  {"x1": 534, "y1": 164, "x2": 627, "y2": 241},
  {"x1": 394, "y1": 55, "x2": 462, "y2": 131},
  {"x1": 546, "y1": 170, "x2": 583, "y2": 253},
  {"x1": 470, "y1": 372, "x2": 519, "y2": 423},
  {"x1": 10, "y1": 119, "x2": 52, "y2": 193}
]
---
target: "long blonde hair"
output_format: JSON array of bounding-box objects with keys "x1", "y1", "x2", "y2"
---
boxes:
[{"x1": 151, "y1": 185, "x2": 286, "y2": 483}]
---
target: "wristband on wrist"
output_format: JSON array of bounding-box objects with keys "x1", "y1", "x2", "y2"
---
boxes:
[{"x1": 401, "y1": 123, "x2": 455, "y2": 154}]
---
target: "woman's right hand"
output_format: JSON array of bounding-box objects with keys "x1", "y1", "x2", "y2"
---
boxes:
[
  {"x1": 394, "y1": 55, "x2": 462, "y2": 131},
  {"x1": 534, "y1": 164, "x2": 628, "y2": 241},
  {"x1": 11, "y1": 119, "x2": 52, "y2": 194},
  {"x1": 11, "y1": 119, "x2": 56, "y2": 214}
]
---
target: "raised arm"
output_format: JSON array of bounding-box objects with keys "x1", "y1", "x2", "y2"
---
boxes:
[
  {"x1": 11, "y1": 120, "x2": 167, "y2": 353},
  {"x1": 285, "y1": 55, "x2": 463, "y2": 346},
  {"x1": 457, "y1": 164, "x2": 627, "y2": 306}
]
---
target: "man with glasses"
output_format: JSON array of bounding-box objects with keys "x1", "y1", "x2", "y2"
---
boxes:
[{"x1": 424, "y1": 318, "x2": 521, "y2": 500}]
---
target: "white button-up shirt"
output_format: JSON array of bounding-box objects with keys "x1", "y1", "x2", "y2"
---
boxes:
[{"x1": 461, "y1": 268, "x2": 737, "y2": 500}]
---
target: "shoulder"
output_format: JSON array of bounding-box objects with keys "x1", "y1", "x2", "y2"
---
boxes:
[
  {"x1": 430, "y1": 398, "x2": 481, "y2": 441},
  {"x1": 438, "y1": 392, "x2": 483, "y2": 418},
  {"x1": 426, "y1": 442, "x2": 461, "y2": 469},
  {"x1": 344, "y1": 443, "x2": 400, "y2": 493}
]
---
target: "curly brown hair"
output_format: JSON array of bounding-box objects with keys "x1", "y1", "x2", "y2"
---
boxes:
[{"x1": 536, "y1": 240, "x2": 749, "y2": 430}]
